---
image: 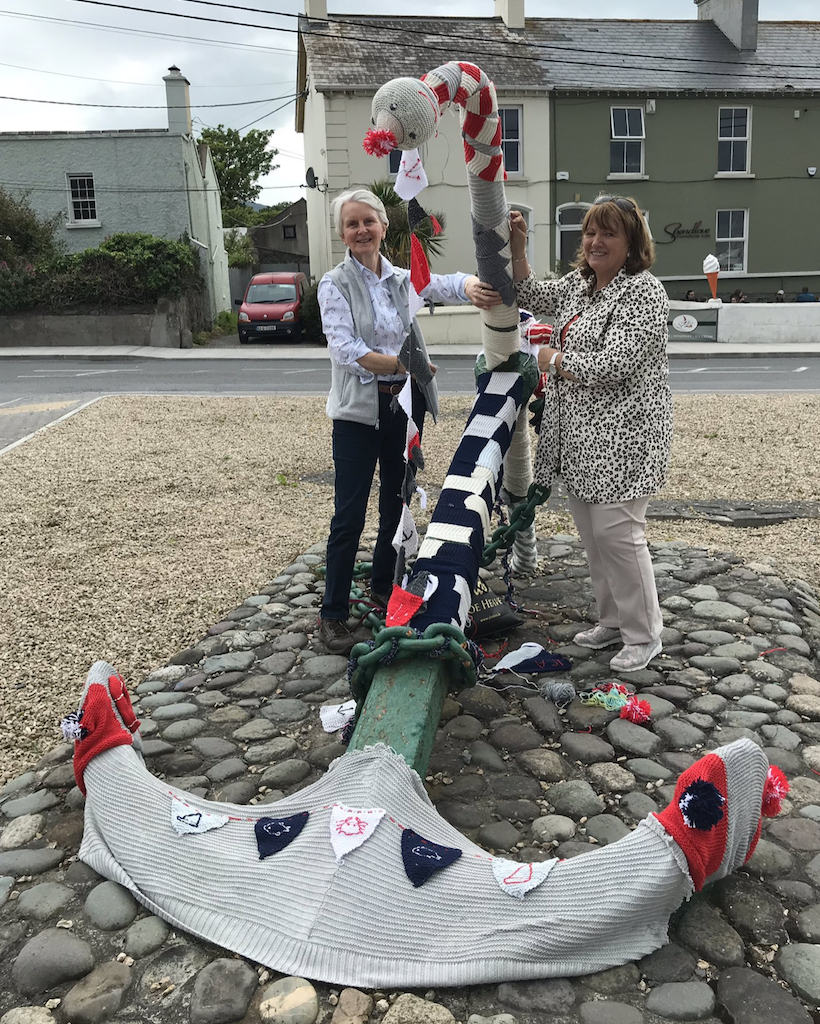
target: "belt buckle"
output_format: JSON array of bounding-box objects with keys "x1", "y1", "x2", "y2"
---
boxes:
[{"x1": 391, "y1": 381, "x2": 403, "y2": 395}]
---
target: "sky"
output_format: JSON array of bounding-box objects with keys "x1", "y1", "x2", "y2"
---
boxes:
[{"x1": 0, "y1": 0, "x2": 816, "y2": 206}]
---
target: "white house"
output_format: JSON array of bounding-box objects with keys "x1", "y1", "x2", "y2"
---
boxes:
[
  {"x1": 0, "y1": 67, "x2": 230, "y2": 321},
  {"x1": 296, "y1": 0, "x2": 552, "y2": 280}
]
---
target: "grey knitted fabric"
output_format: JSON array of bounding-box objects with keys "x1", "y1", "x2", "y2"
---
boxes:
[{"x1": 82, "y1": 738, "x2": 696, "y2": 987}]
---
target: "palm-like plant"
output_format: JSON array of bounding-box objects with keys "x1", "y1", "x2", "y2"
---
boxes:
[{"x1": 369, "y1": 180, "x2": 447, "y2": 267}]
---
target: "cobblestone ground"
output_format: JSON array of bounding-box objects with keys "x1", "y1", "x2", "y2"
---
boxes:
[{"x1": 1, "y1": 532, "x2": 820, "y2": 1024}]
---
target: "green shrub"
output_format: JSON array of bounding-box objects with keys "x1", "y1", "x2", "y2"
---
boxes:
[
  {"x1": 300, "y1": 280, "x2": 326, "y2": 344},
  {"x1": 224, "y1": 229, "x2": 257, "y2": 269},
  {"x1": 0, "y1": 188, "x2": 62, "y2": 265},
  {"x1": 215, "y1": 310, "x2": 238, "y2": 334},
  {"x1": 0, "y1": 261, "x2": 38, "y2": 315}
]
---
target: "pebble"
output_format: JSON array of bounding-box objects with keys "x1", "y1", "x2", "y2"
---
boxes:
[
  {"x1": 2, "y1": 532, "x2": 820, "y2": 1024},
  {"x1": 259, "y1": 977, "x2": 319, "y2": 1023}
]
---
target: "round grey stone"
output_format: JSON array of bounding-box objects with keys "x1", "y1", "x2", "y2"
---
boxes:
[
  {"x1": 257, "y1": 652, "x2": 298, "y2": 675},
  {"x1": 579, "y1": 1002, "x2": 642, "y2": 1024},
  {"x1": 477, "y1": 821, "x2": 521, "y2": 851},
  {"x1": 233, "y1": 719, "x2": 279, "y2": 742},
  {"x1": 303, "y1": 654, "x2": 348, "y2": 677},
  {"x1": 559, "y1": 733, "x2": 615, "y2": 764},
  {"x1": 713, "y1": 876, "x2": 787, "y2": 945},
  {"x1": 607, "y1": 720, "x2": 662, "y2": 756},
  {"x1": 140, "y1": 692, "x2": 188, "y2": 709},
  {"x1": 244, "y1": 737, "x2": 298, "y2": 764},
  {"x1": 639, "y1": 942, "x2": 696, "y2": 984},
  {"x1": 1, "y1": 790, "x2": 60, "y2": 818},
  {"x1": 61, "y1": 960, "x2": 133, "y2": 1024},
  {"x1": 490, "y1": 723, "x2": 543, "y2": 753},
  {"x1": 259, "y1": 976, "x2": 320, "y2": 1023},
  {"x1": 445, "y1": 715, "x2": 484, "y2": 741},
  {"x1": 261, "y1": 699, "x2": 310, "y2": 724},
  {"x1": 546, "y1": 780, "x2": 604, "y2": 819},
  {"x1": 682, "y1": 584, "x2": 719, "y2": 602},
  {"x1": 11, "y1": 928, "x2": 95, "y2": 995},
  {"x1": 586, "y1": 762, "x2": 636, "y2": 793},
  {"x1": 619, "y1": 791, "x2": 659, "y2": 818},
  {"x1": 161, "y1": 719, "x2": 207, "y2": 741},
  {"x1": 583, "y1": 814, "x2": 631, "y2": 845},
  {"x1": 714, "y1": 673, "x2": 756, "y2": 698},
  {"x1": 0, "y1": 848, "x2": 64, "y2": 875},
  {"x1": 776, "y1": 943, "x2": 820, "y2": 1003},
  {"x1": 692, "y1": 600, "x2": 747, "y2": 621},
  {"x1": 84, "y1": 880, "x2": 139, "y2": 930},
  {"x1": 653, "y1": 718, "x2": 704, "y2": 748},
  {"x1": 229, "y1": 676, "x2": 278, "y2": 698},
  {"x1": 125, "y1": 915, "x2": 169, "y2": 957},
  {"x1": 689, "y1": 656, "x2": 743, "y2": 676},
  {"x1": 191, "y1": 737, "x2": 238, "y2": 759},
  {"x1": 645, "y1": 981, "x2": 715, "y2": 1020},
  {"x1": 625, "y1": 758, "x2": 672, "y2": 781},
  {"x1": 151, "y1": 702, "x2": 199, "y2": 721},
  {"x1": 675, "y1": 900, "x2": 744, "y2": 967},
  {"x1": 191, "y1": 957, "x2": 258, "y2": 1024},
  {"x1": 258, "y1": 760, "x2": 311, "y2": 788},
  {"x1": 531, "y1": 815, "x2": 576, "y2": 843},
  {"x1": 711, "y1": 642, "x2": 758, "y2": 661},
  {"x1": 746, "y1": 838, "x2": 796, "y2": 877},
  {"x1": 0, "y1": 1007, "x2": 55, "y2": 1024},
  {"x1": 515, "y1": 749, "x2": 568, "y2": 781},
  {"x1": 640, "y1": 694, "x2": 676, "y2": 719},
  {"x1": 796, "y1": 903, "x2": 820, "y2": 941},
  {"x1": 16, "y1": 882, "x2": 74, "y2": 921},
  {"x1": 469, "y1": 741, "x2": 506, "y2": 772},
  {"x1": 0, "y1": 876, "x2": 13, "y2": 909},
  {"x1": 497, "y1": 979, "x2": 575, "y2": 1014},
  {"x1": 458, "y1": 686, "x2": 509, "y2": 722},
  {"x1": 717, "y1": 966, "x2": 813, "y2": 1024},
  {"x1": 202, "y1": 652, "x2": 255, "y2": 675},
  {"x1": 0, "y1": 814, "x2": 44, "y2": 850}
]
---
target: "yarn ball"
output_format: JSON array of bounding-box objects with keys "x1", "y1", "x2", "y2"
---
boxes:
[
  {"x1": 370, "y1": 77, "x2": 441, "y2": 151},
  {"x1": 762, "y1": 764, "x2": 789, "y2": 817},
  {"x1": 545, "y1": 680, "x2": 576, "y2": 709},
  {"x1": 678, "y1": 779, "x2": 726, "y2": 831}
]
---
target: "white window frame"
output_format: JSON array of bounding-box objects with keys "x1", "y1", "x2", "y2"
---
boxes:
[
  {"x1": 715, "y1": 208, "x2": 749, "y2": 274},
  {"x1": 555, "y1": 202, "x2": 591, "y2": 269},
  {"x1": 499, "y1": 106, "x2": 523, "y2": 178},
  {"x1": 608, "y1": 106, "x2": 646, "y2": 180},
  {"x1": 716, "y1": 106, "x2": 753, "y2": 177},
  {"x1": 66, "y1": 172, "x2": 101, "y2": 227}
]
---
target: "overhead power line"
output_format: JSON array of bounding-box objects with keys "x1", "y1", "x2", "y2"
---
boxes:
[
  {"x1": 0, "y1": 91, "x2": 301, "y2": 109},
  {"x1": 0, "y1": 59, "x2": 295, "y2": 88},
  {"x1": 55, "y1": 0, "x2": 820, "y2": 82}
]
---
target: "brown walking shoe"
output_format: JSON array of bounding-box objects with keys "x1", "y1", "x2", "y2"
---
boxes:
[{"x1": 318, "y1": 617, "x2": 371, "y2": 657}]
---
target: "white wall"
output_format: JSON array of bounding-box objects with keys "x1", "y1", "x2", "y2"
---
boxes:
[
  {"x1": 308, "y1": 91, "x2": 552, "y2": 280},
  {"x1": 709, "y1": 301, "x2": 820, "y2": 344}
]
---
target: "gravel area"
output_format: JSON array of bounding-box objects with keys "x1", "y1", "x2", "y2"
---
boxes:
[{"x1": 0, "y1": 392, "x2": 817, "y2": 784}]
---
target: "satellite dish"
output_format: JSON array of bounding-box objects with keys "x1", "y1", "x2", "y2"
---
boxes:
[{"x1": 306, "y1": 167, "x2": 318, "y2": 189}]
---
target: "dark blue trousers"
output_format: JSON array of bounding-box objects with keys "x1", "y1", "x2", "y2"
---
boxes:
[{"x1": 321, "y1": 385, "x2": 426, "y2": 621}]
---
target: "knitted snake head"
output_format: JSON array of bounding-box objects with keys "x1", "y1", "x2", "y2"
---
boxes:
[
  {"x1": 365, "y1": 77, "x2": 441, "y2": 154},
  {"x1": 654, "y1": 737, "x2": 782, "y2": 891}
]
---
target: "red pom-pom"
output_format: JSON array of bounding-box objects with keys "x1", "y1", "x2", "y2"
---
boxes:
[
  {"x1": 762, "y1": 765, "x2": 789, "y2": 817},
  {"x1": 363, "y1": 129, "x2": 397, "y2": 157},
  {"x1": 621, "y1": 696, "x2": 651, "y2": 724}
]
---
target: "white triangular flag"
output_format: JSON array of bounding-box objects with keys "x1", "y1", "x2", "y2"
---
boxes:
[
  {"x1": 408, "y1": 280, "x2": 426, "y2": 317},
  {"x1": 319, "y1": 699, "x2": 357, "y2": 733},
  {"x1": 392, "y1": 504, "x2": 419, "y2": 558},
  {"x1": 394, "y1": 148, "x2": 427, "y2": 201},
  {"x1": 330, "y1": 805, "x2": 385, "y2": 863},
  {"x1": 491, "y1": 857, "x2": 558, "y2": 898},
  {"x1": 396, "y1": 374, "x2": 414, "y2": 419},
  {"x1": 170, "y1": 797, "x2": 229, "y2": 836}
]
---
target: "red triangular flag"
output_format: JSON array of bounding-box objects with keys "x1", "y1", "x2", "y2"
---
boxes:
[
  {"x1": 386, "y1": 585, "x2": 424, "y2": 627},
  {"x1": 410, "y1": 233, "x2": 431, "y2": 295}
]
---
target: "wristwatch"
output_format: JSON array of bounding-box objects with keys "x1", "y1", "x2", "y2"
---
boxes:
[{"x1": 547, "y1": 351, "x2": 560, "y2": 378}]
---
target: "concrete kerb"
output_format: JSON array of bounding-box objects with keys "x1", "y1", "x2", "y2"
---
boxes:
[{"x1": 2, "y1": 343, "x2": 820, "y2": 360}]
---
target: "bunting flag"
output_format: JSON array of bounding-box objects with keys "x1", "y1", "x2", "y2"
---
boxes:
[
  {"x1": 320, "y1": 699, "x2": 357, "y2": 734},
  {"x1": 394, "y1": 148, "x2": 428, "y2": 201},
  {"x1": 401, "y1": 828, "x2": 462, "y2": 888},
  {"x1": 385, "y1": 571, "x2": 438, "y2": 627},
  {"x1": 330, "y1": 806, "x2": 385, "y2": 863},
  {"x1": 491, "y1": 857, "x2": 558, "y2": 898},
  {"x1": 170, "y1": 797, "x2": 229, "y2": 836},
  {"x1": 255, "y1": 812, "x2": 310, "y2": 860},
  {"x1": 391, "y1": 504, "x2": 419, "y2": 560}
]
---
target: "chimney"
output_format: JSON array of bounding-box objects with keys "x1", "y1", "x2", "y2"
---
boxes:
[
  {"x1": 305, "y1": 0, "x2": 327, "y2": 19},
  {"x1": 695, "y1": 0, "x2": 758, "y2": 51},
  {"x1": 495, "y1": 0, "x2": 525, "y2": 30},
  {"x1": 163, "y1": 65, "x2": 192, "y2": 135}
]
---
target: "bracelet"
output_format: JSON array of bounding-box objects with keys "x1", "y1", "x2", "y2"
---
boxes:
[{"x1": 512, "y1": 256, "x2": 529, "y2": 264}]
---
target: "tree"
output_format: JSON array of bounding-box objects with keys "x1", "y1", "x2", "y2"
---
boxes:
[
  {"x1": 0, "y1": 188, "x2": 62, "y2": 265},
  {"x1": 368, "y1": 180, "x2": 446, "y2": 268},
  {"x1": 224, "y1": 229, "x2": 258, "y2": 268},
  {"x1": 200, "y1": 124, "x2": 278, "y2": 210},
  {"x1": 222, "y1": 201, "x2": 291, "y2": 228}
]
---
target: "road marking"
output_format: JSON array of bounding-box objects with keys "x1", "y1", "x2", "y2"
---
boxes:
[
  {"x1": 17, "y1": 369, "x2": 141, "y2": 379},
  {"x1": 795, "y1": 366, "x2": 808, "y2": 372},
  {"x1": 0, "y1": 397, "x2": 103, "y2": 457},
  {"x1": 281, "y1": 369, "x2": 315, "y2": 375},
  {"x1": 0, "y1": 398, "x2": 21, "y2": 409},
  {"x1": 0, "y1": 399, "x2": 79, "y2": 417}
]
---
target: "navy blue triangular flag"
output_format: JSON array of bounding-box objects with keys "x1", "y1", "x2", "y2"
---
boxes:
[
  {"x1": 255, "y1": 811, "x2": 309, "y2": 860},
  {"x1": 401, "y1": 827, "x2": 462, "y2": 887}
]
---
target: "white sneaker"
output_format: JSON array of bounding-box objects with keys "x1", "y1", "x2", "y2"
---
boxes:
[
  {"x1": 573, "y1": 625, "x2": 622, "y2": 650},
  {"x1": 610, "y1": 639, "x2": 663, "y2": 673}
]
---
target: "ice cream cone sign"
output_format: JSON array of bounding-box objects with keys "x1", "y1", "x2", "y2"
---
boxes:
[{"x1": 703, "y1": 254, "x2": 721, "y2": 304}]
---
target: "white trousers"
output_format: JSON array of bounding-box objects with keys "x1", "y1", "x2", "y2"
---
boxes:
[{"x1": 568, "y1": 493, "x2": 663, "y2": 646}]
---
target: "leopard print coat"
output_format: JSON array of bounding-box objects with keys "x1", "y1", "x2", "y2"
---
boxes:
[{"x1": 515, "y1": 267, "x2": 672, "y2": 504}]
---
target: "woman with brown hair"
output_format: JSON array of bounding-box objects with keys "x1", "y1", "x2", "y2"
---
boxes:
[{"x1": 507, "y1": 195, "x2": 671, "y2": 673}]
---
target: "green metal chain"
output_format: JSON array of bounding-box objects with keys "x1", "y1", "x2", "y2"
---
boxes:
[{"x1": 480, "y1": 481, "x2": 552, "y2": 568}]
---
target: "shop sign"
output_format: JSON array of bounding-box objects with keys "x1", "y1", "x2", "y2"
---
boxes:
[
  {"x1": 668, "y1": 307, "x2": 718, "y2": 342},
  {"x1": 659, "y1": 221, "x2": 711, "y2": 244}
]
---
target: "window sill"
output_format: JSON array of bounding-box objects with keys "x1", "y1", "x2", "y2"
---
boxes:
[
  {"x1": 606, "y1": 173, "x2": 649, "y2": 181},
  {"x1": 714, "y1": 172, "x2": 755, "y2": 179},
  {"x1": 66, "y1": 220, "x2": 102, "y2": 229}
]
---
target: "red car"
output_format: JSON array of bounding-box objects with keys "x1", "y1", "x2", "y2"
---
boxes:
[{"x1": 235, "y1": 271, "x2": 309, "y2": 343}]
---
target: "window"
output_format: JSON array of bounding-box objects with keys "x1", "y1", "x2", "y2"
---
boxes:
[
  {"x1": 718, "y1": 107, "x2": 750, "y2": 173},
  {"x1": 556, "y1": 203, "x2": 591, "y2": 268},
  {"x1": 388, "y1": 149, "x2": 402, "y2": 176},
  {"x1": 282, "y1": 224, "x2": 297, "y2": 239},
  {"x1": 67, "y1": 174, "x2": 97, "y2": 222},
  {"x1": 610, "y1": 107, "x2": 644, "y2": 176},
  {"x1": 246, "y1": 283, "x2": 297, "y2": 303},
  {"x1": 499, "y1": 107, "x2": 521, "y2": 175},
  {"x1": 716, "y1": 209, "x2": 748, "y2": 272}
]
